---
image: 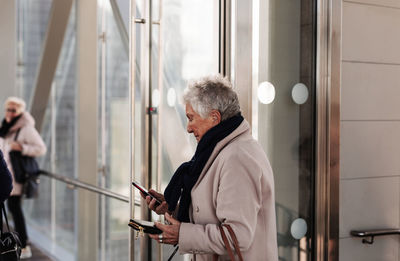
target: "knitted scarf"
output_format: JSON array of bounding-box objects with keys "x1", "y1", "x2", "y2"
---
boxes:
[
  {"x1": 164, "y1": 113, "x2": 244, "y2": 222},
  {"x1": 0, "y1": 115, "x2": 21, "y2": 138}
]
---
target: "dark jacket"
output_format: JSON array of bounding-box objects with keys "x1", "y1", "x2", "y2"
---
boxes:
[{"x1": 0, "y1": 149, "x2": 12, "y2": 202}]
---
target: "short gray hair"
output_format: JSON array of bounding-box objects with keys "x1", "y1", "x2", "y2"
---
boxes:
[{"x1": 183, "y1": 75, "x2": 241, "y2": 121}]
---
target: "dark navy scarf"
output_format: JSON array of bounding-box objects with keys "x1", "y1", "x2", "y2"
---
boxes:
[
  {"x1": 164, "y1": 113, "x2": 244, "y2": 222},
  {"x1": 0, "y1": 115, "x2": 21, "y2": 138}
]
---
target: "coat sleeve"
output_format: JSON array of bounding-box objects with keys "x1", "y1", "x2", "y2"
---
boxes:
[
  {"x1": 179, "y1": 150, "x2": 265, "y2": 255},
  {"x1": 19, "y1": 125, "x2": 47, "y2": 157},
  {"x1": 0, "y1": 150, "x2": 13, "y2": 202}
]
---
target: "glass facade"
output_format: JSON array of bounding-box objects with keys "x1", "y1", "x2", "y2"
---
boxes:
[
  {"x1": 13, "y1": 0, "x2": 319, "y2": 260},
  {"x1": 98, "y1": 0, "x2": 130, "y2": 260},
  {"x1": 253, "y1": 0, "x2": 316, "y2": 260}
]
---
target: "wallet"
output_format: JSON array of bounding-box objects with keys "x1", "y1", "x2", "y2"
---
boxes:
[{"x1": 128, "y1": 219, "x2": 162, "y2": 234}]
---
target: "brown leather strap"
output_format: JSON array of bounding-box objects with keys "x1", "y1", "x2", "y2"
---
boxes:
[
  {"x1": 223, "y1": 224, "x2": 243, "y2": 261},
  {"x1": 214, "y1": 224, "x2": 244, "y2": 261}
]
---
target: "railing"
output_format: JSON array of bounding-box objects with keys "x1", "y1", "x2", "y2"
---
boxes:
[
  {"x1": 40, "y1": 170, "x2": 140, "y2": 206},
  {"x1": 350, "y1": 229, "x2": 400, "y2": 244}
]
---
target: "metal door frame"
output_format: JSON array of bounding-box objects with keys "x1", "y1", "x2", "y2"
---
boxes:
[{"x1": 315, "y1": 0, "x2": 341, "y2": 260}]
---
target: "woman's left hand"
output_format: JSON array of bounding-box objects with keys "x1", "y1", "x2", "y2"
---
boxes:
[
  {"x1": 10, "y1": 142, "x2": 22, "y2": 151},
  {"x1": 150, "y1": 213, "x2": 181, "y2": 245}
]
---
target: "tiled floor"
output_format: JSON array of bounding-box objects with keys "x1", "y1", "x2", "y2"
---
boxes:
[{"x1": 23, "y1": 244, "x2": 54, "y2": 261}]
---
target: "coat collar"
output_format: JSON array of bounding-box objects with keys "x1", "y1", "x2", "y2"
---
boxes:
[
  {"x1": 9, "y1": 112, "x2": 35, "y2": 133},
  {"x1": 191, "y1": 119, "x2": 251, "y2": 190}
]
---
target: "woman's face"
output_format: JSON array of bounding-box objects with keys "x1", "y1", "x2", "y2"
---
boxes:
[
  {"x1": 5, "y1": 103, "x2": 21, "y2": 123},
  {"x1": 186, "y1": 104, "x2": 216, "y2": 143}
]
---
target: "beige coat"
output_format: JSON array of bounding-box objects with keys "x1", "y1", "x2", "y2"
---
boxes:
[
  {"x1": 179, "y1": 120, "x2": 278, "y2": 261},
  {"x1": 0, "y1": 112, "x2": 46, "y2": 196}
]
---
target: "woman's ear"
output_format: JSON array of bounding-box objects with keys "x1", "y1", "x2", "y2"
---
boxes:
[{"x1": 210, "y1": 110, "x2": 221, "y2": 125}]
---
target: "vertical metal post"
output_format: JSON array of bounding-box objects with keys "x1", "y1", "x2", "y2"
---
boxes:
[
  {"x1": 315, "y1": 0, "x2": 341, "y2": 260},
  {"x1": 129, "y1": 0, "x2": 136, "y2": 260},
  {"x1": 50, "y1": 83, "x2": 57, "y2": 243},
  {"x1": 76, "y1": 0, "x2": 99, "y2": 259},
  {"x1": 219, "y1": 0, "x2": 231, "y2": 78},
  {"x1": 100, "y1": 0, "x2": 107, "y2": 260}
]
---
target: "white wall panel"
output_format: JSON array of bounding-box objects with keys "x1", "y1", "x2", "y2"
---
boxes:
[
  {"x1": 343, "y1": 2, "x2": 400, "y2": 63},
  {"x1": 340, "y1": 177, "x2": 399, "y2": 237},
  {"x1": 342, "y1": 62, "x2": 400, "y2": 120},
  {"x1": 339, "y1": 236, "x2": 399, "y2": 261},
  {"x1": 344, "y1": 0, "x2": 400, "y2": 8},
  {"x1": 341, "y1": 121, "x2": 400, "y2": 179}
]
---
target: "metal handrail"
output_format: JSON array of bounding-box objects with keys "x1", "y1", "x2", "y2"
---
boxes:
[
  {"x1": 40, "y1": 170, "x2": 140, "y2": 205},
  {"x1": 350, "y1": 229, "x2": 400, "y2": 244}
]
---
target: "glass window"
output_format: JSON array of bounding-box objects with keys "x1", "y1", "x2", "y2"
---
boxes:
[
  {"x1": 98, "y1": 0, "x2": 130, "y2": 260},
  {"x1": 23, "y1": 1, "x2": 78, "y2": 259},
  {"x1": 253, "y1": 0, "x2": 316, "y2": 260}
]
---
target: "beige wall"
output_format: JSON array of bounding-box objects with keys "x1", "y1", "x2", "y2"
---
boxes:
[
  {"x1": 340, "y1": 1, "x2": 400, "y2": 260},
  {"x1": 0, "y1": 0, "x2": 16, "y2": 113}
]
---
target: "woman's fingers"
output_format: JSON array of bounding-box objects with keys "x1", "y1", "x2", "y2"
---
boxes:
[
  {"x1": 164, "y1": 213, "x2": 179, "y2": 224},
  {"x1": 148, "y1": 189, "x2": 165, "y2": 201}
]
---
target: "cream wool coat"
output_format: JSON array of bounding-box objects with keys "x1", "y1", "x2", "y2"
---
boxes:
[
  {"x1": 0, "y1": 112, "x2": 46, "y2": 196},
  {"x1": 178, "y1": 120, "x2": 278, "y2": 261}
]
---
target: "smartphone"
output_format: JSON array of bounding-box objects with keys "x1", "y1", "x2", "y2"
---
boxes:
[
  {"x1": 132, "y1": 181, "x2": 162, "y2": 206},
  {"x1": 128, "y1": 219, "x2": 162, "y2": 234}
]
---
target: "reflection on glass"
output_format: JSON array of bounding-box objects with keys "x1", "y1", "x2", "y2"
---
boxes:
[
  {"x1": 152, "y1": 89, "x2": 160, "y2": 108},
  {"x1": 258, "y1": 81, "x2": 276, "y2": 104},
  {"x1": 292, "y1": 83, "x2": 309, "y2": 105},
  {"x1": 167, "y1": 88, "x2": 176, "y2": 107},
  {"x1": 22, "y1": 1, "x2": 77, "y2": 259},
  {"x1": 290, "y1": 218, "x2": 308, "y2": 239},
  {"x1": 157, "y1": 0, "x2": 219, "y2": 192},
  {"x1": 98, "y1": 0, "x2": 130, "y2": 260},
  {"x1": 156, "y1": 0, "x2": 219, "y2": 259},
  {"x1": 255, "y1": 0, "x2": 315, "y2": 260}
]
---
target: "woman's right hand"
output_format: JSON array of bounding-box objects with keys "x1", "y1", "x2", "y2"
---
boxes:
[{"x1": 141, "y1": 189, "x2": 169, "y2": 215}]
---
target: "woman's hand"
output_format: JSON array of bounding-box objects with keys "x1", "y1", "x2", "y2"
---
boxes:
[
  {"x1": 141, "y1": 189, "x2": 169, "y2": 215},
  {"x1": 150, "y1": 213, "x2": 181, "y2": 245},
  {"x1": 10, "y1": 142, "x2": 22, "y2": 151}
]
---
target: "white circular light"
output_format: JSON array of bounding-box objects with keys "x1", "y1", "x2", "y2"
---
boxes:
[
  {"x1": 292, "y1": 83, "x2": 309, "y2": 105},
  {"x1": 290, "y1": 218, "x2": 307, "y2": 239},
  {"x1": 167, "y1": 88, "x2": 176, "y2": 107},
  {"x1": 152, "y1": 89, "x2": 160, "y2": 107},
  {"x1": 257, "y1": 81, "x2": 275, "y2": 104}
]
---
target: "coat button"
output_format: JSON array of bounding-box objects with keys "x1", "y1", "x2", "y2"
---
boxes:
[{"x1": 196, "y1": 206, "x2": 199, "y2": 212}]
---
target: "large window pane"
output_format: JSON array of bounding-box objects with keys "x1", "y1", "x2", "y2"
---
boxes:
[
  {"x1": 254, "y1": 1, "x2": 316, "y2": 260},
  {"x1": 23, "y1": 1, "x2": 78, "y2": 260},
  {"x1": 98, "y1": 0, "x2": 130, "y2": 260}
]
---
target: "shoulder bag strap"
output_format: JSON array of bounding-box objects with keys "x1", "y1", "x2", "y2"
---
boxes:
[
  {"x1": 0, "y1": 203, "x2": 2, "y2": 235},
  {"x1": 14, "y1": 128, "x2": 21, "y2": 142},
  {"x1": 223, "y1": 224, "x2": 243, "y2": 261},
  {"x1": 219, "y1": 224, "x2": 236, "y2": 261},
  {"x1": 213, "y1": 224, "x2": 244, "y2": 261},
  {"x1": 1, "y1": 202, "x2": 10, "y2": 233}
]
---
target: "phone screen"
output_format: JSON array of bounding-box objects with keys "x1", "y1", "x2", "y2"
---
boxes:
[{"x1": 132, "y1": 181, "x2": 162, "y2": 205}]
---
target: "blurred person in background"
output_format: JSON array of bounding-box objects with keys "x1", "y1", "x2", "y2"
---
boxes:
[{"x1": 0, "y1": 97, "x2": 46, "y2": 259}]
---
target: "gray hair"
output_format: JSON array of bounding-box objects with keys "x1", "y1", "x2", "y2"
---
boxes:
[{"x1": 183, "y1": 75, "x2": 241, "y2": 121}]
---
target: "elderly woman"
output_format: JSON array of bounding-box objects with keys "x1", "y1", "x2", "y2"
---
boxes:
[
  {"x1": 143, "y1": 75, "x2": 278, "y2": 260},
  {"x1": 0, "y1": 97, "x2": 46, "y2": 259}
]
